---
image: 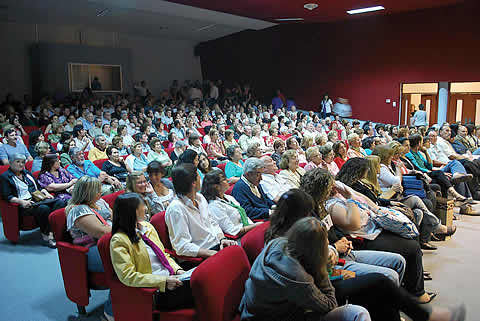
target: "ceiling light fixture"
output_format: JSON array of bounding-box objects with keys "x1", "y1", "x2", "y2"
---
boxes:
[
  {"x1": 195, "y1": 24, "x2": 217, "y2": 32},
  {"x1": 304, "y1": 3, "x2": 319, "y2": 11},
  {"x1": 96, "y1": 8, "x2": 111, "y2": 17},
  {"x1": 274, "y1": 18, "x2": 305, "y2": 21},
  {"x1": 347, "y1": 6, "x2": 385, "y2": 15}
]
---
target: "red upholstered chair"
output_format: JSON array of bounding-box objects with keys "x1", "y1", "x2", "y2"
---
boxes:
[
  {"x1": 165, "y1": 147, "x2": 174, "y2": 157},
  {"x1": 93, "y1": 158, "x2": 108, "y2": 170},
  {"x1": 83, "y1": 151, "x2": 89, "y2": 159},
  {"x1": 48, "y1": 208, "x2": 108, "y2": 315},
  {"x1": 197, "y1": 128, "x2": 205, "y2": 136},
  {"x1": 22, "y1": 135, "x2": 29, "y2": 147},
  {"x1": 216, "y1": 162, "x2": 226, "y2": 173},
  {"x1": 25, "y1": 160, "x2": 33, "y2": 171},
  {"x1": 241, "y1": 221, "x2": 270, "y2": 264},
  {"x1": 150, "y1": 211, "x2": 203, "y2": 265},
  {"x1": 102, "y1": 190, "x2": 125, "y2": 208},
  {"x1": 299, "y1": 162, "x2": 307, "y2": 168},
  {"x1": 225, "y1": 184, "x2": 234, "y2": 196},
  {"x1": 97, "y1": 233, "x2": 196, "y2": 321},
  {"x1": 23, "y1": 126, "x2": 39, "y2": 134},
  {"x1": 33, "y1": 171, "x2": 40, "y2": 179},
  {"x1": 51, "y1": 142, "x2": 58, "y2": 151},
  {"x1": 191, "y1": 245, "x2": 250, "y2": 321},
  {"x1": 0, "y1": 165, "x2": 38, "y2": 243},
  {"x1": 162, "y1": 141, "x2": 170, "y2": 149},
  {"x1": 201, "y1": 143, "x2": 207, "y2": 151}
]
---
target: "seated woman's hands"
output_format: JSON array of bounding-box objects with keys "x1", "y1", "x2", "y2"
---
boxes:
[
  {"x1": 19, "y1": 199, "x2": 35, "y2": 208},
  {"x1": 334, "y1": 237, "x2": 353, "y2": 255},
  {"x1": 41, "y1": 189, "x2": 54, "y2": 199},
  {"x1": 220, "y1": 239, "x2": 236, "y2": 250},
  {"x1": 166, "y1": 277, "x2": 183, "y2": 291}
]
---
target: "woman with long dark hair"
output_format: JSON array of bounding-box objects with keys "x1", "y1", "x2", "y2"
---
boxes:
[{"x1": 110, "y1": 193, "x2": 194, "y2": 314}]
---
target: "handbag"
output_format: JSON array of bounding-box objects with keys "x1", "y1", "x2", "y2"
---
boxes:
[
  {"x1": 31, "y1": 190, "x2": 46, "y2": 202},
  {"x1": 371, "y1": 206, "x2": 419, "y2": 239}
]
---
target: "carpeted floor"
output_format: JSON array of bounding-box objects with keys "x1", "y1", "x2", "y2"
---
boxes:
[{"x1": 1, "y1": 211, "x2": 479, "y2": 321}]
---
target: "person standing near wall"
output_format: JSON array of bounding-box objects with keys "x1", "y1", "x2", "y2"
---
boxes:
[{"x1": 411, "y1": 104, "x2": 427, "y2": 127}]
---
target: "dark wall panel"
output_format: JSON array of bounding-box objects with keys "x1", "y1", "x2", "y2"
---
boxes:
[{"x1": 30, "y1": 43, "x2": 132, "y2": 101}]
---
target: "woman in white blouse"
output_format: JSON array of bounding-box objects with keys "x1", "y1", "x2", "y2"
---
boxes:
[
  {"x1": 201, "y1": 169, "x2": 262, "y2": 238},
  {"x1": 278, "y1": 150, "x2": 306, "y2": 189}
]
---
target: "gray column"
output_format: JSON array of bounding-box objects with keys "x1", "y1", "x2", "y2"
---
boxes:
[{"x1": 437, "y1": 82, "x2": 448, "y2": 125}]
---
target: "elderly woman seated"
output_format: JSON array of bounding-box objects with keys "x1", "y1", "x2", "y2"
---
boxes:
[
  {"x1": 225, "y1": 145, "x2": 244, "y2": 184},
  {"x1": 285, "y1": 136, "x2": 307, "y2": 163},
  {"x1": 246, "y1": 142, "x2": 262, "y2": 158},
  {"x1": 31, "y1": 141, "x2": 51, "y2": 172},
  {"x1": 270, "y1": 139, "x2": 285, "y2": 167},
  {"x1": 304, "y1": 146, "x2": 323, "y2": 171},
  {"x1": 319, "y1": 145, "x2": 340, "y2": 176},
  {"x1": 278, "y1": 150, "x2": 306, "y2": 189},
  {"x1": 126, "y1": 142, "x2": 149, "y2": 173},
  {"x1": 201, "y1": 169, "x2": 261, "y2": 238},
  {"x1": 0, "y1": 153, "x2": 66, "y2": 247}
]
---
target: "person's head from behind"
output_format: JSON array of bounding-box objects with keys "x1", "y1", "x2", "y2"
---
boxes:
[
  {"x1": 336, "y1": 157, "x2": 370, "y2": 187},
  {"x1": 265, "y1": 189, "x2": 314, "y2": 243},
  {"x1": 201, "y1": 169, "x2": 229, "y2": 202},
  {"x1": 285, "y1": 217, "x2": 329, "y2": 283},
  {"x1": 146, "y1": 161, "x2": 167, "y2": 186},
  {"x1": 40, "y1": 154, "x2": 60, "y2": 173},
  {"x1": 69, "y1": 147, "x2": 85, "y2": 166},
  {"x1": 243, "y1": 157, "x2": 265, "y2": 186},
  {"x1": 418, "y1": 104, "x2": 425, "y2": 111},
  {"x1": 112, "y1": 193, "x2": 146, "y2": 243},
  {"x1": 372, "y1": 144, "x2": 394, "y2": 165},
  {"x1": 178, "y1": 149, "x2": 199, "y2": 167},
  {"x1": 172, "y1": 163, "x2": 200, "y2": 196},
  {"x1": 300, "y1": 168, "x2": 334, "y2": 218},
  {"x1": 409, "y1": 134, "x2": 423, "y2": 150},
  {"x1": 126, "y1": 171, "x2": 148, "y2": 194},
  {"x1": 68, "y1": 176, "x2": 102, "y2": 209}
]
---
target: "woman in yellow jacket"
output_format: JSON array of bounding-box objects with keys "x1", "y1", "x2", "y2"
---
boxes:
[{"x1": 110, "y1": 192, "x2": 194, "y2": 313}]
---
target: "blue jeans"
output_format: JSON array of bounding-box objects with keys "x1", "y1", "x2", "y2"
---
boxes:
[
  {"x1": 441, "y1": 160, "x2": 467, "y2": 174},
  {"x1": 319, "y1": 304, "x2": 371, "y2": 321},
  {"x1": 87, "y1": 246, "x2": 113, "y2": 316},
  {"x1": 473, "y1": 148, "x2": 480, "y2": 155},
  {"x1": 339, "y1": 250, "x2": 406, "y2": 287}
]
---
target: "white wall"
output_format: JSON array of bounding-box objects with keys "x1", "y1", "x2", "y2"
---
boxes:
[{"x1": 0, "y1": 21, "x2": 202, "y2": 101}]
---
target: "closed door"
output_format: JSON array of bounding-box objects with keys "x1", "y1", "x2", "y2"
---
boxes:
[{"x1": 448, "y1": 94, "x2": 480, "y2": 124}]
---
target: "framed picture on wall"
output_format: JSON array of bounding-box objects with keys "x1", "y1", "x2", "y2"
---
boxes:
[{"x1": 68, "y1": 63, "x2": 122, "y2": 92}]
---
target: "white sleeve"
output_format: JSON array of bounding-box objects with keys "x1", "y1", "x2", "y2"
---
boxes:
[
  {"x1": 378, "y1": 166, "x2": 401, "y2": 187},
  {"x1": 165, "y1": 205, "x2": 200, "y2": 257},
  {"x1": 125, "y1": 155, "x2": 134, "y2": 171},
  {"x1": 208, "y1": 201, "x2": 241, "y2": 235}
]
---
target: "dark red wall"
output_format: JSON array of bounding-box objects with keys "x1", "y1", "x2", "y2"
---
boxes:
[{"x1": 196, "y1": 1, "x2": 480, "y2": 124}]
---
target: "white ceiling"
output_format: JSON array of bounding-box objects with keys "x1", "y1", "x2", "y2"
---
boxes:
[{"x1": 0, "y1": 0, "x2": 276, "y2": 42}]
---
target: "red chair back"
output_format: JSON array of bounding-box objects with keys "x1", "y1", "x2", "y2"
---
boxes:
[
  {"x1": 49, "y1": 208, "x2": 73, "y2": 243},
  {"x1": 83, "y1": 151, "x2": 89, "y2": 159},
  {"x1": 164, "y1": 147, "x2": 174, "y2": 157},
  {"x1": 33, "y1": 171, "x2": 40, "y2": 179},
  {"x1": 102, "y1": 190, "x2": 125, "y2": 209},
  {"x1": 201, "y1": 143, "x2": 207, "y2": 151},
  {"x1": 216, "y1": 162, "x2": 226, "y2": 173},
  {"x1": 197, "y1": 128, "x2": 205, "y2": 136},
  {"x1": 0, "y1": 165, "x2": 9, "y2": 174},
  {"x1": 23, "y1": 126, "x2": 39, "y2": 134},
  {"x1": 241, "y1": 221, "x2": 270, "y2": 264},
  {"x1": 150, "y1": 211, "x2": 173, "y2": 250},
  {"x1": 25, "y1": 160, "x2": 33, "y2": 171},
  {"x1": 51, "y1": 142, "x2": 58, "y2": 151},
  {"x1": 191, "y1": 246, "x2": 250, "y2": 321},
  {"x1": 162, "y1": 141, "x2": 170, "y2": 149},
  {"x1": 22, "y1": 135, "x2": 29, "y2": 146},
  {"x1": 299, "y1": 162, "x2": 307, "y2": 168},
  {"x1": 225, "y1": 184, "x2": 234, "y2": 196},
  {"x1": 93, "y1": 158, "x2": 108, "y2": 170}
]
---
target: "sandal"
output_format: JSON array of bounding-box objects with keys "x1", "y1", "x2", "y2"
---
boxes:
[{"x1": 419, "y1": 292, "x2": 437, "y2": 304}]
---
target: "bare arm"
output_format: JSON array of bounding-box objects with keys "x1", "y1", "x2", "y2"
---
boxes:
[{"x1": 75, "y1": 214, "x2": 111, "y2": 239}]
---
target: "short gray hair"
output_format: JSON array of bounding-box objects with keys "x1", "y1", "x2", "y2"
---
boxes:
[
  {"x1": 347, "y1": 133, "x2": 359, "y2": 144},
  {"x1": 226, "y1": 144, "x2": 240, "y2": 159},
  {"x1": 8, "y1": 153, "x2": 26, "y2": 163},
  {"x1": 95, "y1": 134, "x2": 106, "y2": 143},
  {"x1": 69, "y1": 147, "x2": 82, "y2": 158},
  {"x1": 243, "y1": 157, "x2": 265, "y2": 175}
]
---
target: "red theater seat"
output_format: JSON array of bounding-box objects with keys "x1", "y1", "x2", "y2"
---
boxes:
[
  {"x1": 241, "y1": 221, "x2": 270, "y2": 265},
  {"x1": 191, "y1": 245, "x2": 250, "y2": 321}
]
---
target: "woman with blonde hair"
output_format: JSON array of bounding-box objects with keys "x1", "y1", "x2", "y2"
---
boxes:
[
  {"x1": 278, "y1": 149, "x2": 306, "y2": 189},
  {"x1": 65, "y1": 176, "x2": 113, "y2": 320},
  {"x1": 126, "y1": 171, "x2": 157, "y2": 220},
  {"x1": 32, "y1": 141, "x2": 50, "y2": 172},
  {"x1": 300, "y1": 135, "x2": 315, "y2": 151}
]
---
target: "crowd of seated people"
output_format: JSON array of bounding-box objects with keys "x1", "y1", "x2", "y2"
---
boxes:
[{"x1": 1, "y1": 82, "x2": 476, "y2": 321}]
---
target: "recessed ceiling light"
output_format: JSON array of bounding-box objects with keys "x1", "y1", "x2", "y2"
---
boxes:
[
  {"x1": 96, "y1": 8, "x2": 111, "y2": 17},
  {"x1": 195, "y1": 24, "x2": 217, "y2": 32},
  {"x1": 304, "y1": 3, "x2": 319, "y2": 11},
  {"x1": 274, "y1": 18, "x2": 305, "y2": 21},
  {"x1": 347, "y1": 6, "x2": 385, "y2": 15}
]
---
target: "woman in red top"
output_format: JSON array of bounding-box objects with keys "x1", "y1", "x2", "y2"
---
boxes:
[
  {"x1": 333, "y1": 141, "x2": 349, "y2": 170},
  {"x1": 330, "y1": 121, "x2": 343, "y2": 141},
  {"x1": 206, "y1": 129, "x2": 226, "y2": 160}
]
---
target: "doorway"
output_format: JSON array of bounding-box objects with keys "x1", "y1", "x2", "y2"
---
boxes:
[
  {"x1": 401, "y1": 83, "x2": 438, "y2": 126},
  {"x1": 448, "y1": 82, "x2": 480, "y2": 125}
]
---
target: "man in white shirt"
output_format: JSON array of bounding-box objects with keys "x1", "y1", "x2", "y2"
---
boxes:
[
  {"x1": 165, "y1": 163, "x2": 236, "y2": 258},
  {"x1": 209, "y1": 81, "x2": 219, "y2": 100},
  {"x1": 411, "y1": 104, "x2": 427, "y2": 127},
  {"x1": 238, "y1": 126, "x2": 254, "y2": 152},
  {"x1": 260, "y1": 156, "x2": 290, "y2": 202},
  {"x1": 118, "y1": 111, "x2": 130, "y2": 126}
]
